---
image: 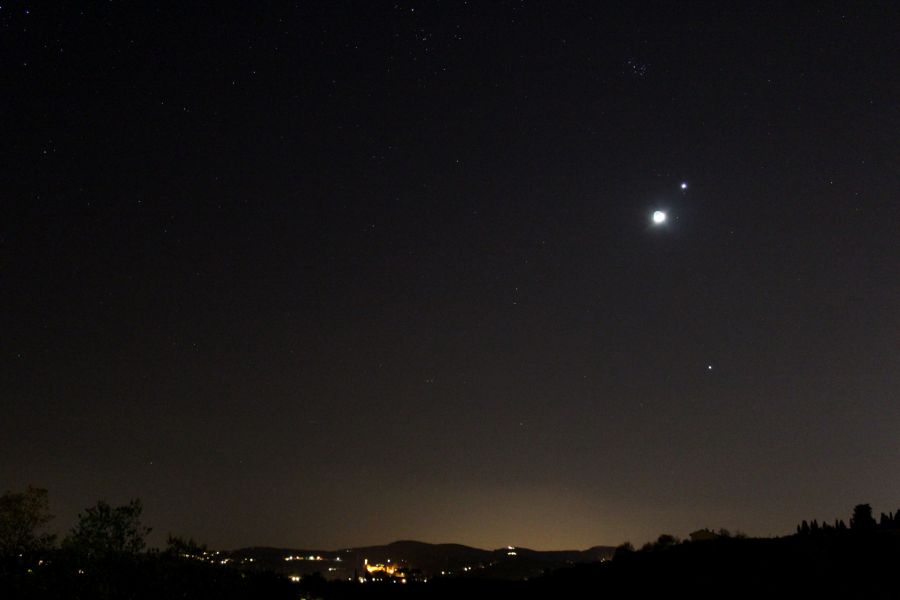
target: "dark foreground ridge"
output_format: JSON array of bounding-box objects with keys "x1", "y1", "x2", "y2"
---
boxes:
[{"x1": 2, "y1": 490, "x2": 899, "y2": 599}]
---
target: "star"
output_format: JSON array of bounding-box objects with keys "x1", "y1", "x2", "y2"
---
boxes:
[
  {"x1": 652, "y1": 210, "x2": 667, "y2": 224},
  {"x1": 680, "y1": 182, "x2": 688, "y2": 190}
]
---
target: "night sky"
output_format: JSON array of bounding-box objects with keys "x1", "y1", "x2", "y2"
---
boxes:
[{"x1": 3, "y1": 2, "x2": 899, "y2": 551}]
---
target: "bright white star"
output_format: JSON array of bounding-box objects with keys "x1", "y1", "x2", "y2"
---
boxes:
[
  {"x1": 652, "y1": 210, "x2": 667, "y2": 224},
  {"x1": 680, "y1": 182, "x2": 688, "y2": 190}
]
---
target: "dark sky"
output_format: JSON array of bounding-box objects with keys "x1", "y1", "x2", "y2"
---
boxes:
[{"x1": 3, "y1": 2, "x2": 899, "y2": 550}]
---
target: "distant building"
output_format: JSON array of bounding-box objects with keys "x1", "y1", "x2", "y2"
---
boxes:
[
  {"x1": 363, "y1": 558, "x2": 408, "y2": 583},
  {"x1": 361, "y1": 558, "x2": 426, "y2": 583},
  {"x1": 689, "y1": 529, "x2": 718, "y2": 542}
]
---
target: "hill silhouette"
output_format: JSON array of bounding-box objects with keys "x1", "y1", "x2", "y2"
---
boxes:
[
  {"x1": 228, "y1": 539, "x2": 615, "y2": 581},
  {"x1": 3, "y1": 491, "x2": 899, "y2": 599}
]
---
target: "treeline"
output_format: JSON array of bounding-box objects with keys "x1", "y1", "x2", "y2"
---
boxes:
[
  {"x1": 0, "y1": 487, "x2": 294, "y2": 599},
  {"x1": 795, "y1": 502, "x2": 900, "y2": 535},
  {"x1": 4, "y1": 487, "x2": 900, "y2": 599}
]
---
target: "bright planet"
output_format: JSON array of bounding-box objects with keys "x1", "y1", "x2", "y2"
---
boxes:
[{"x1": 652, "y1": 210, "x2": 667, "y2": 224}]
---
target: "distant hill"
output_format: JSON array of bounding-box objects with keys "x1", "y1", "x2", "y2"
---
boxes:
[
  {"x1": 228, "y1": 540, "x2": 615, "y2": 580},
  {"x1": 227, "y1": 530, "x2": 900, "y2": 598}
]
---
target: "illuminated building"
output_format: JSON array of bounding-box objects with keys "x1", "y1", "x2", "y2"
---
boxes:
[{"x1": 363, "y1": 558, "x2": 410, "y2": 583}]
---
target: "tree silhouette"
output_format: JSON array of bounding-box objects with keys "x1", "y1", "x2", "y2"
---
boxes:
[
  {"x1": 655, "y1": 534, "x2": 679, "y2": 548},
  {"x1": 166, "y1": 534, "x2": 208, "y2": 559},
  {"x1": 64, "y1": 499, "x2": 151, "y2": 559},
  {"x1": 613, "y1": 542, "x2": 634, "y2": 559},
  {"x1": 0, "y1": 486, "x2": 55, "y2": 561},
  {"x1": 850, "y1": 503, "x2": 876, "y2": 531}
]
